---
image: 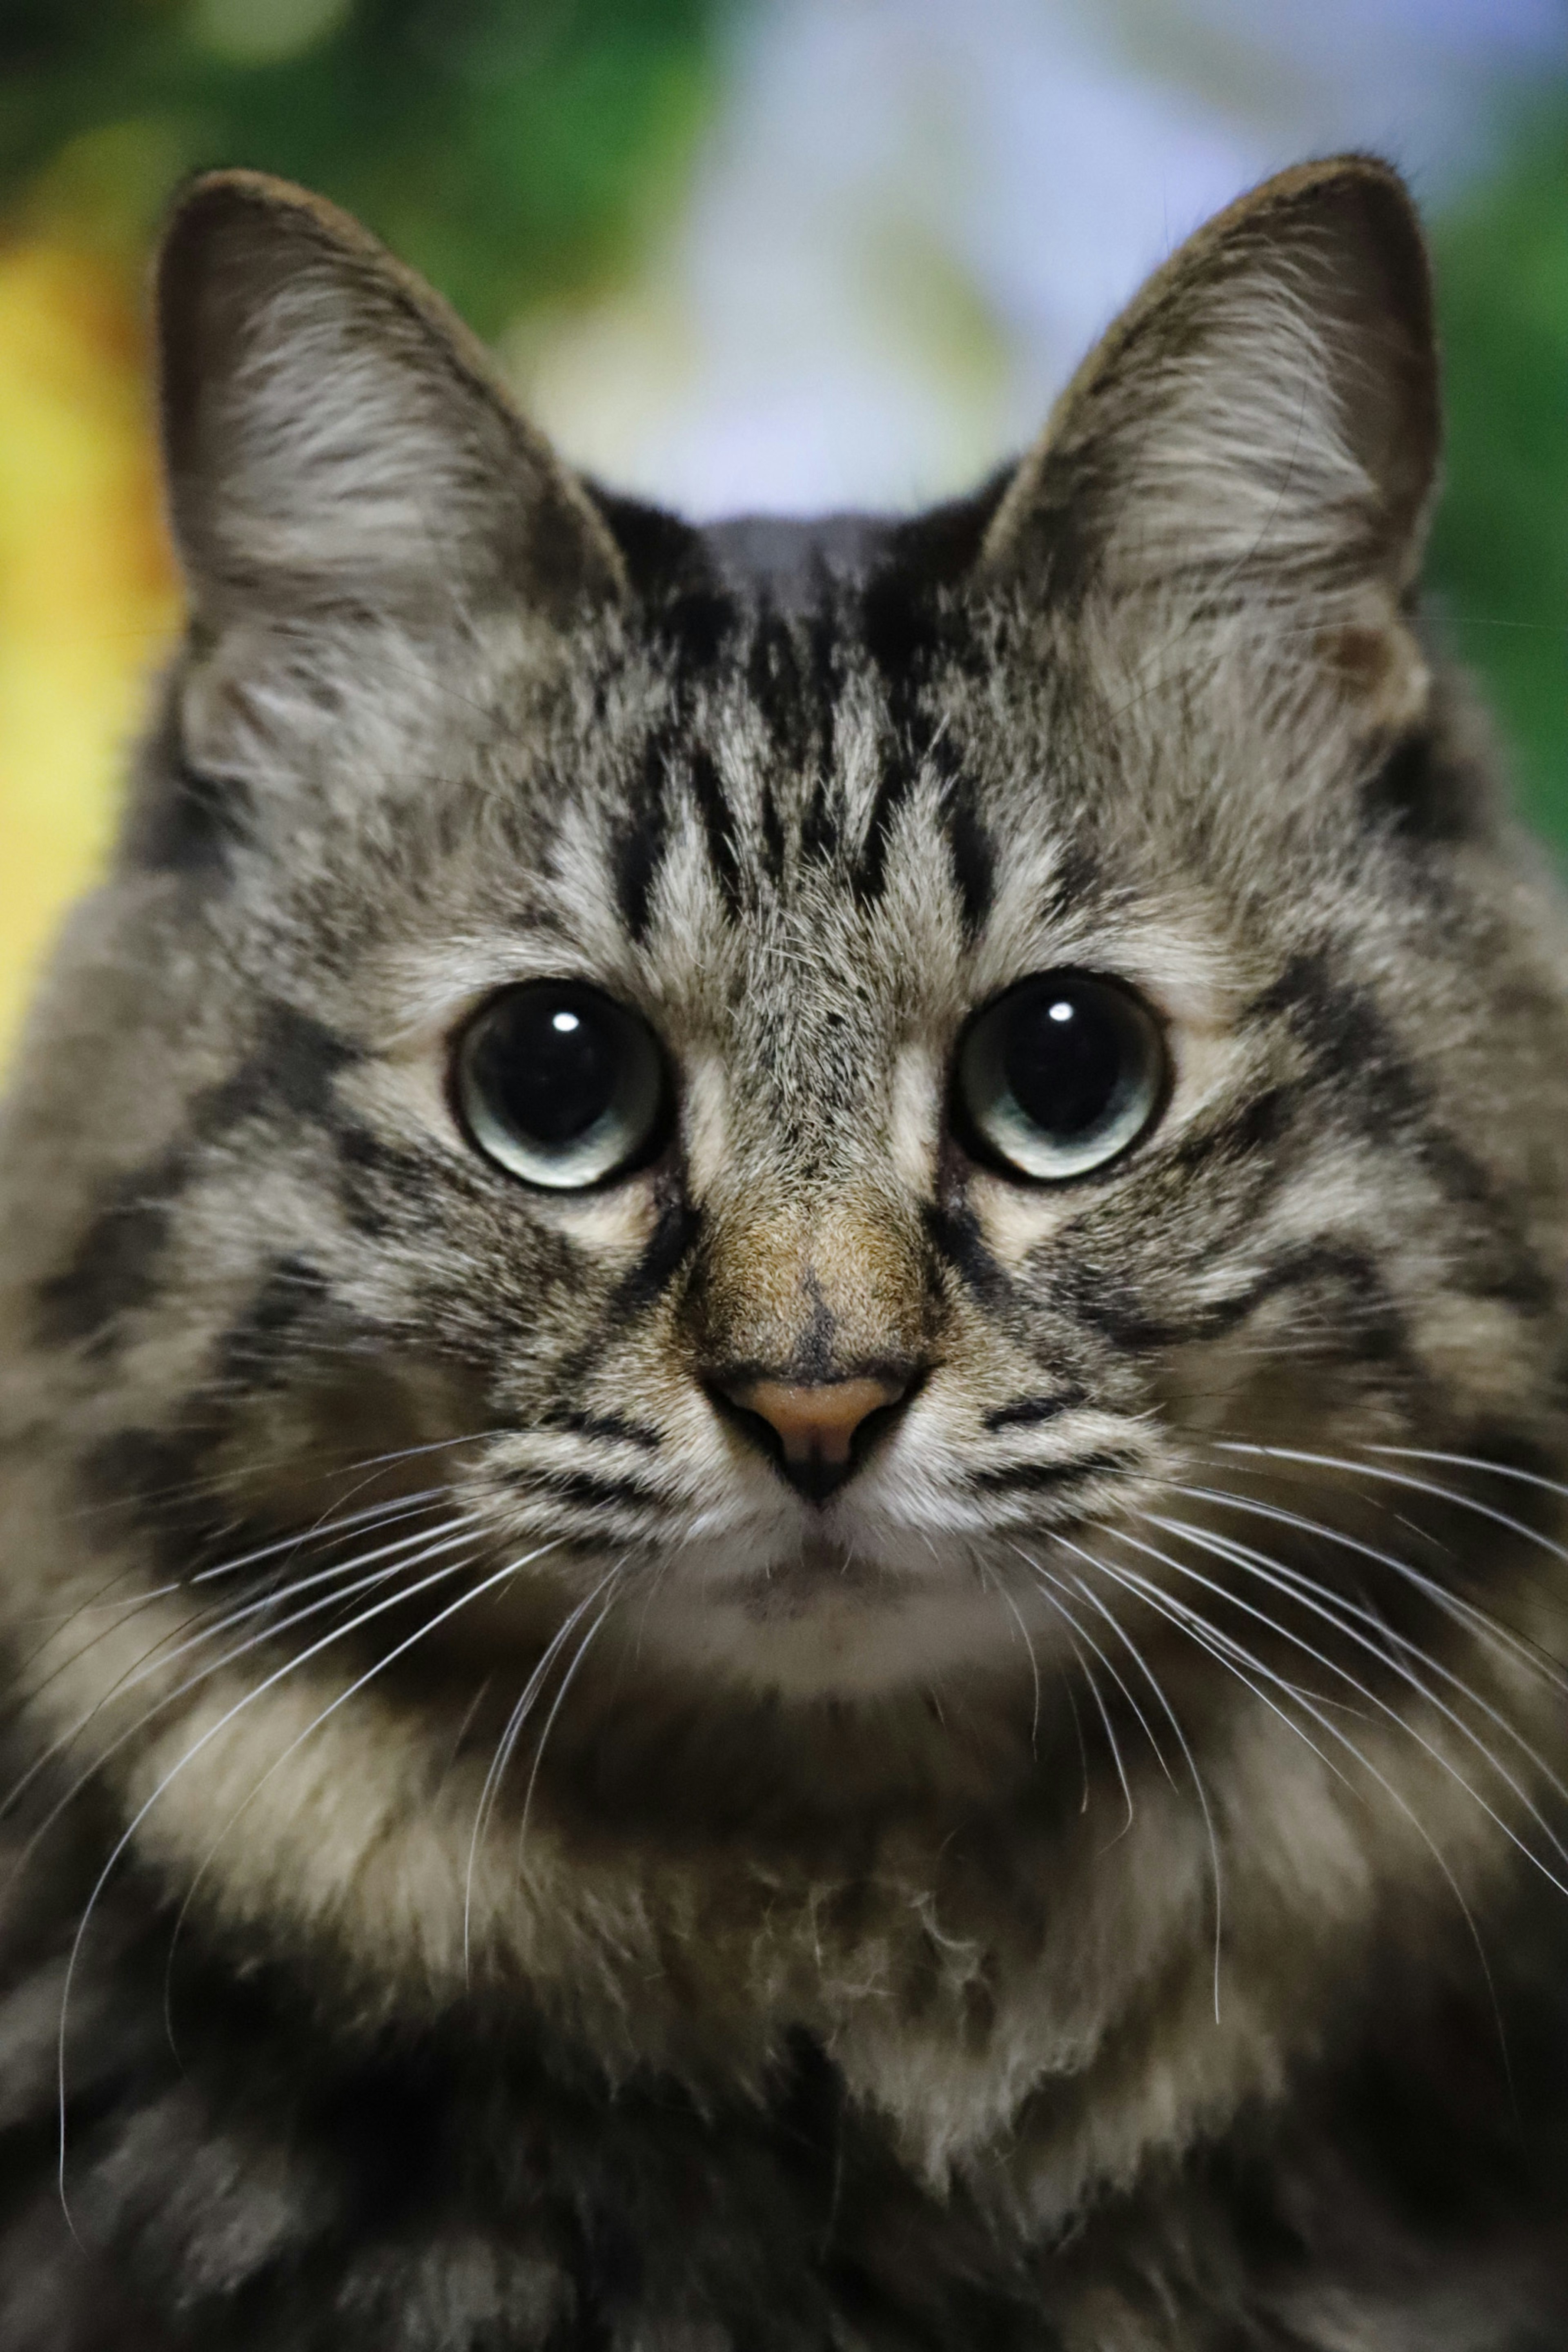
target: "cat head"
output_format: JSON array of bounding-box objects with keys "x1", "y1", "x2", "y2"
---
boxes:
[{"x1": 6, "y1": 158, "x2": 1566, "y2": 1746}]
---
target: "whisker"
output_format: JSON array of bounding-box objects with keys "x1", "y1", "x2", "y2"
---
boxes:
[
  {"x1": 463, "y1": 1564, "x2": 622, "y2": 1980},
  {"x1": 518, "y1": 1575, "x2": 624, "y2": 1845},
  {"x1": 1163, "y1": 1515, "x2": 1568, "y2": 1873},
  {"x1": 1372, "y1": 1443, "x2": 1568, "y2": 1509},
  {"x1": 1076, "y1": 1646, "x2": 1136, "y2": 1844},
  {"x1": 2, "y1": 1485, "x2": 443, "y2": 1722},
  {"x1": 158, "y1": 1539, "x2": 566, "y2": 2060},
  {"x1": 1061, "y1": 1666, "x2": 1091, "y2": 1814},
  {"x1": 8, "y1": 1516, "x2": 482, "y2": 1890},
  {"x1": 1009, "y1": 1557, "x2": 1138, "y2": 1837},
  {"x1": 984, "y1": 1568, "x2": 1042, "y2": 1754},
  {"x1": 1047, "y1": 1535, "x2": 1223, "y2": 2021},
  {"x1": 1076, "y1": 1546, "x2": 1511, "y2": 2065},
  {"x1": 1214, "y1": 1441, "x2": 1568, "y2": 1576},
  {"x1": 1177, "y1": 1479, "x2": 1568, "y2": 1705},
  {"x1": 1013, "y1": 1546, "x2": 1172, "y2": 1790},
  {"x1": 1109, "y1": 1521, "x2": 1568, "y2": 1901},
  {"x1": 189, "y1": 1488, "x2": 454, "y2": 1586},
  {"x1": 56, "y1": 1531, "x2": 550, "y2": 2221}
]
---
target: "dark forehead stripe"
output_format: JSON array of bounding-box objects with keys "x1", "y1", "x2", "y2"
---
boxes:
[
  {"x1": 945, "y1": 775, "x2": 995, "y2": 938},
  {"x1": 687, "y1": 744, "x2": 744, "y2": 915},
  {"x1": 604, "y1": 497, "x2": 1004, "y2": 932},
  {"x1": 758, "y1": 601, "x2": 838, "y2": 736},
  {"x1": 614, "y1": 731, "x2": 675, "y2": 942},
  {"x1": 851, "y1": 753, "x2": 910, "y2": 908},
  {"x1": 695, "y1": 521, "x2": 874, "y2": 905}
]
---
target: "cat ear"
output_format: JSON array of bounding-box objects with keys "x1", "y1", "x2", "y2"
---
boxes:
[
  {"x1": 978, "y1": 156, "x2": 1439, "y2": 726},
  {"x1": 156, "y1": 171, "x2": 626, "y2": 627}
]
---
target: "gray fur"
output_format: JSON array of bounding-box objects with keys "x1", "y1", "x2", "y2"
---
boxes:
[{"x1": 1, "y1": 157, "x2": 1567, "y2": 2345}]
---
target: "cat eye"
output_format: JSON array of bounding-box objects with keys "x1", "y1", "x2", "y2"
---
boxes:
[
  {"x1": 455, "y1": 983, "x2": 668, "y2": 1191},
  {"x1": 955, "y1": 972, "x2": 1166, "y2": 1183}
]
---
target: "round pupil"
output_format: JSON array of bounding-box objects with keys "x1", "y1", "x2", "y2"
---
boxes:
[
  {"x1": 477, "y1": 997, "x2": 618, "y2": 1146},
  {"x1": 1003, "y1": 986, "x2": 1124, "y2": 1139}
]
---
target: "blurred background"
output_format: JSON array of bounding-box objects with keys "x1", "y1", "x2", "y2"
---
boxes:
[{"x1": 1, "y1": 0, "x2": 1565, "y2": 1043}]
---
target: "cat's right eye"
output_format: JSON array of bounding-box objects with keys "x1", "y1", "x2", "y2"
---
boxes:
[{"x1": 454, "y1": 983, "x2": 668, "y2": 1191}]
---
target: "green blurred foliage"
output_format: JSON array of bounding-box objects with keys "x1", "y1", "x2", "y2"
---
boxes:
[
  {"x1": 1428, "y1": 106, "x2": 1568, "y2": 845},
  {"x1": 0, "y1": 0, "x2": 728, "y2": 332}
]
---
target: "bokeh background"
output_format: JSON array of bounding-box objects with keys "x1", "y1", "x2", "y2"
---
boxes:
[{"x1": 2, "y1": 0, "x2": 1566, "y2": 1045}]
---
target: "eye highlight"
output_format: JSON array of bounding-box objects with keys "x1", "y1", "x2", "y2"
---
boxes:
[
  {"x1": 955, "y1": 972, "x2": 1166, "y2": 1182},
  {"x1": 455, "y1": 983, "x2": 668, "y2": 1190}
]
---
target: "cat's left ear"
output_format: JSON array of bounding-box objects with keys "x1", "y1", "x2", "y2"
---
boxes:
[
  {"x1": 156, "y1": 171, "x2": 626, "y2": 626},
  {"x1": 978, "y1": 156, "x2": 1439, "y2": 728}
]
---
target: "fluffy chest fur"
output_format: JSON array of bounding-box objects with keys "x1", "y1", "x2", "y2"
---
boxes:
[{"x1": 3, "y1": 157, "x2": 1568, "y2": 2348}]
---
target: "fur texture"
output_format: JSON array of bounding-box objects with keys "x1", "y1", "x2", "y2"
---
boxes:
[{"x1": 2, "y1": 157, "x2": 1568, "y2": 2345}]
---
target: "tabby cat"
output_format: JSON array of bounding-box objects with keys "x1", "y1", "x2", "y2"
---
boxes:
[{"x1": 2, "y1": 153, "x2": 1567, "y2": 2348}]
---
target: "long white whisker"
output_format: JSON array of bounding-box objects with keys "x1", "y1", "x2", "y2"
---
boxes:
[
  {"x1": 4, "y1": 1514, "x2": 482, "y2": 1848},
  {"x1": 1158, "y1": 1515, "x2": 1568, "y2": 1882},
  {"x1": 158, "y1": 1539, "x2": 566, "y2": 2056},
  {"x1": 1076, "y1": 1546, "x2": 1510, "y2": 2056},
  {"x1": 985, "y1": 1570, "x2": 1042, "y2": 1754},
  {"x1": 1, "y1": 1490, "x2": 448, "y2": 1740},
  {"x1": 1008, "y1": 1560, "x2": 1138, "y2": 1836},
  {"x1": 1110, "y1": 1521, "x2": 1568, "y2": 1902},
  {"x1": 1013, "y1": 1546, "x2": 1172, "y2": 1788},
  {"x1": 56, "y1": 1530, "x2": 546, "y2": 2222},
  {"x1": 1372, "y1": 1443, "x2": 1568, "y2": 1508},
  {"x1": 1215, "y1": 1441, "x2": 1568, "y2": 1574},
  {"x1": 463, "y1": 1564, "x2": 622, "y2": 1980},
  {"x1": 518, "y1": 1578, "x2": 623, "y2": 1845},
  {"x1": 1163, "y1": 1492, "x2": 1568, "y2": 1823},
  {"x1": 1076, "y1": 1646, "x2": 1136, "y2": 1842},
  {"x1": 1045, "y1": 1534, "x2": 1223, "y2": 2022},
  {"x1": 1180, "y1": 1478, "x2": 1568, "y2": 1698},
  {"x1": 189, "y1": 1488, "x2": 453, "y2": 1585}
]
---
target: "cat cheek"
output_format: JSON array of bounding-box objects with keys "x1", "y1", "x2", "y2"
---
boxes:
[{"x1": 959, "y1": 1172, "x2": 1099, "y2": 1265}]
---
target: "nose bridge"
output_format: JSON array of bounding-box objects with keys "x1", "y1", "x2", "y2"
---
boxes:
[{"x1": 691, "y1": 1178, "x2": 929, "y2": 1381}]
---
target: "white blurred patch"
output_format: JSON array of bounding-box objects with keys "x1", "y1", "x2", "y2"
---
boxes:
[{"x1": 506, "y1": 0, "x2": 1561, "y2": 517}]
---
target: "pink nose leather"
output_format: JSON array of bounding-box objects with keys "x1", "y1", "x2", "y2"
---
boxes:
[{"x1": 726, "y1": 1377, "x2": 905, "y2": 1466}]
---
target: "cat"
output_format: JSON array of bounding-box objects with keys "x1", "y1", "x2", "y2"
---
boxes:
[{"x1": 1, "y1": 148, "x2": 1567, "y2": 2348}]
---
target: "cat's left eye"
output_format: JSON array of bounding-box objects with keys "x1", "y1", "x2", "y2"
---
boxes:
[
  {"x1": 454, "y1": 982, "x2": 668, "y2": 1190},
  {"x1": 954, "y1": 971, "x2": 1167, "y2": 1182}
]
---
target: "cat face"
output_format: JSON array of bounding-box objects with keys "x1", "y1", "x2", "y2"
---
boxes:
[{"x1": 6, "y1": 163, "x2": 1568, "y2": 1746}]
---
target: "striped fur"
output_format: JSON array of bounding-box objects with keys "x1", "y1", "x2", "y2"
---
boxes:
[{"x1": 1, "y1": 159, "x2": 1567, "y2": 2345}]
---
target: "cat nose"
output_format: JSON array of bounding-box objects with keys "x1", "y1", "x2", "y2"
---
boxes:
[{"x1": 716, "y1": 1374, "x2": 911, "y2": 1504}]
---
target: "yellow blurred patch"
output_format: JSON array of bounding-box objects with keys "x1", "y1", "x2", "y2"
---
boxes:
[{"x1": 0, "y1": 240, "x2": 179, "y2": 1049}]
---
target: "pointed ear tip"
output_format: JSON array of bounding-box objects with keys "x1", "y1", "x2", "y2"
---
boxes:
[
  {"x1": 156, "y1": 170, "x2": 375, "y2": 297},
  {"x1": 1249, "y1": 153, "x2": 1430, "y2": 271},
  {"x1": 163, "y1": 168, "x2": 311, "y2": 243}
]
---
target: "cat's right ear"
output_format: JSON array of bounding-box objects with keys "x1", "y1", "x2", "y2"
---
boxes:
[{"x1": 156, "y1": 171, "x2": 625, "y2": 630}]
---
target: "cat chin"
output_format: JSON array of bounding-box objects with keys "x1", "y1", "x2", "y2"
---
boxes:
[{"x1": 608, "y1": 1544, "x2": 1047, "y2": 1699}]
